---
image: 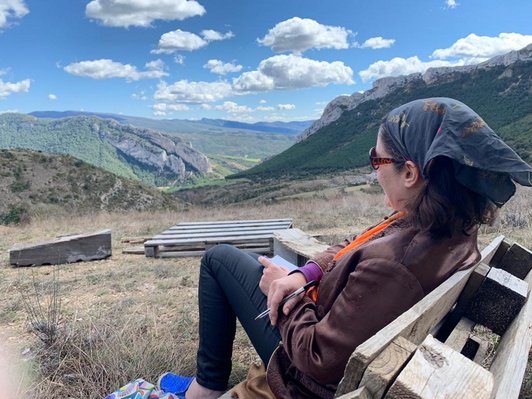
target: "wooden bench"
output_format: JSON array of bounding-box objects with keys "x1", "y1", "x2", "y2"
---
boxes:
[
  {"x1": 144, "y1": 218, "x2": 293, "y2": 258},
  {"x1": 271, "y1": 231, "x2": 532, "y2": 399}
]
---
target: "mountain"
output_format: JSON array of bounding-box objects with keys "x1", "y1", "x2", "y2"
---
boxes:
[
  {"x1": 28, "y1": 112, "x2": 303, "y2": 173},
  {"x1": 0, "y1": 113, "x2": 209, "y2": 186},
  {"x1": 0, "y1": 148, "x2": 180, "y2": 224},
  {"x1": 232, "y1": 44, "x2": 532, "y2": 179}
]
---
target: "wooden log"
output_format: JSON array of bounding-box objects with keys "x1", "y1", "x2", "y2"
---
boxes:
[
  {"x1": 122, "y1": 246, "x2": 145, "y2": 255},
  {"x1": 335, "y1": 236, "x2": 503, "y2": 396},
  {"x1": 336, "y1": 386, "x2": 374, "y2": 399},
  {"x1": 489, "y1": 267, "x2": 532, "y2": 399},
  {"x1": 385, "y1": 334, "x2": 493, "y2": 399},
  {"x1": 465, "y1": 267, "x2": 528, "y2": 335},
  {"x1": 9, "y1": 229, "x2": 112, "y2": 266},
  {"x1": 496, "y1": 242, "x2": 532, "y2": 280},
  {"x1": 359, "y1": 336, "x2": 417, "y2": 399},
  {"x1": 273, "y1": 228, "x2": 330, "y2": 266}
]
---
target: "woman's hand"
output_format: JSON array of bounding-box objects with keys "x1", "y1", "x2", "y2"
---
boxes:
[
  {"x1": 267, "y1": 272, "x2": 307, "y2": 326},
  {"x1": 258, "y1": 256, "x2": 290, "y2": 295}
]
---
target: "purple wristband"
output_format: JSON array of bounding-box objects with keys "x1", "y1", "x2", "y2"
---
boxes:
[{"x1": 289, "y1": 261, "x2": 323, "y2": 282}]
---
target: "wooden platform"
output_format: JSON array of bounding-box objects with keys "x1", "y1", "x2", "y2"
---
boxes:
[{"x1": 144, "y1": 218, "x2": 293, "y2": 258}]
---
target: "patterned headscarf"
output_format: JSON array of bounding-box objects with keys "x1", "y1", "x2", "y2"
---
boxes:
[{"x1": 382, "y1": 97, "x2": 532, "y2": 206}]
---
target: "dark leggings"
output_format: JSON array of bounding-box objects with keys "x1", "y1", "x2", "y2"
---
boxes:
[{"x1": 195, "y1": 244, "x2": 281, "y2": 391}]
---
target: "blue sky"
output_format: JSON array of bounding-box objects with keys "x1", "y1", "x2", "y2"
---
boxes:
[{"x1": 0, "y1": 0, "x2": 531, "y2": 122}]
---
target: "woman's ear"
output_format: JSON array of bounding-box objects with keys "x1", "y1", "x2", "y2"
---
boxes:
[{"x1": 403, "y1": 160, "x2": 422, "y2": 188}]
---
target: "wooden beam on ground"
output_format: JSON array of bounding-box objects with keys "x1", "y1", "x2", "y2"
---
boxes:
[
  {"x1": 359, "y1": 336, "x2": 417, "y2": 399},
  {"x1": 385, "y1": 334, "x2": 493, "y2": 399},
  {"x1": 122, "y1": 246, "x2": 145, "y2": 255},
  {"x1": 489, "y1": 267, "x2": 532, "y2": 399},
  {"x1": 465, "y1": 267, "x2": 528, "y2": 335},
  {"x1": 9, "y1": 229, "x2": 112, "y2": 266},
  {"x1": 497, "y1": 242, "x2": 532, "y2": 280},
  {"x1": 335, "y1": 236, "x2": 504, "y2": 396}
]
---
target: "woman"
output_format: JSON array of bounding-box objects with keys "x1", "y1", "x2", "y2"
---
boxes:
[{"x1": 161, "y1": 98, "x2": 532, "y2": 399}]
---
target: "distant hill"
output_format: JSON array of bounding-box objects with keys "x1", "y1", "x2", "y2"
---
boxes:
[
  {"x1": 0, "y1": 149, "x2": 180, "y2": 224},
  {"x1": 0, "y1": 114, "x2": 209, "y2": 186},
  {"x1": 232, "y1": 45, "x2": 532, "y2": 179},
  {"x1": 28, "y1": 112, "x2": 305, "y2": 174}
]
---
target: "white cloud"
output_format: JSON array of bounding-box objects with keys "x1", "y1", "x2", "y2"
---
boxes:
[
  {"x1": 145, "y1": 59, "x2": 165, "y2": 71},
  {"x1": 233, "y1": 54, "x2": 354, "y2": 92},
  {"x1": 48, "y1": 94, "x2": 57, "y2": 100},
  {"x1": 200, "y1": 103, "x2": 211, "y2": 110},
  {"x1": 174, "y1": 55, "x2": 185, "y2": 65},
  {"x1": 361, "y1": 36, "x2": 395, "y2": 49},
  {"x1": 359, "y1": 56, "x2": 457, "y2": 82},
  {"x1": 64, "y1": 59, "x2": 168, "y2": 81},
  {"x1": 256, "y1": 105, "x2": 274, "y2": 111},
  {"x1": 431, "y1": 33, "x2": 532, "y2": 60},
  {"x1": 154, "y1": 80, "x2": 233, "y2": 103},
  {"x1": 153, "y1": 29, "x2": 207, "y2": 54},
  {"x1": 85, "y1": 0, "x2": 205, "y2": 28},
  {"x1": 201, "y1": 29, "x2": 234, "y2": 41},
  {"x1": 203, "y1": 59, "x2": 243, "y2": 75},
  {"x1": 445, "y1": 0, "x2": 458, "y2": 8},
  {"x1": 278, "y1": 103, "x2": 295, "y2": 110},
  {"x1": 259, "y1": 99, "x2": 267, "y2": 104},
  {"x1": 152, "y1": 103, "x2": 189, "y2": 112},
  {"x1": 214, "y1": 101, "x2": 253, "y2": 114},
  {"x1": 0, "y1": 77, "x2": 30, "y2": 98},
  {"x1": 0, "y1": 0, "x2": 29, "y2": 29},
  {"x1": 153, "y1": 110, "x2": 166, "y2": 116},
  {"x1": 132, "y1": 91, "x2": 147, "y2": 101},
  {"x1": 258, "y1": 17, "x2": 351, "y2": 53}
]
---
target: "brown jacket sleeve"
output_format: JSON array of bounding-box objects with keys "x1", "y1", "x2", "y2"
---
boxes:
[
  {"x1": 309, "y1": 239, "x2": 350, "y2": 272},
  {"x1": 276, "y1": 258, "x2": 424, "y2": 385}
]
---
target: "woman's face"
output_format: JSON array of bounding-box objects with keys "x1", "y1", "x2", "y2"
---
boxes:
[{"x1": 375, "y1": 135, "x2": 421, "y2": 211}]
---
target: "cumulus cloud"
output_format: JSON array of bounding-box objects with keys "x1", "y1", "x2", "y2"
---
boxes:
[
  {"x1": 361, "y1": 36, "x2": 395, "y2": 49},
  {"x1": 0, "y1": 77, "x2": 30, "y2": 98},
  {"x1": 258, "y1": 17, "x2": 351, "y2": 53},
  {"x1": 145, "y1": 59, "x2": 166, "y2": 70},
  {"x1": 233, "y1": 54, "x2": 354, "y2": 92},
  {"x1": 278, "y1": 103, "x2": 295, "y2": 110},
  {"x1": 154, "y1": 80, "x2": 233, "y2": 103},
  {"x1": 203, "y1": 59, "x2": 242, "y2": 75},
  {"x1": 359, "y1": 56, "x2": 457, "y2": 82},
  {"x1": 152, "y1": 103, "x2": 189, "y2": 112},
  {"x1": 431, "y1": 33, "x2": 532, "y2": 60},
  {"x1": 64, "y1": 59, "x2": 168, "y2": 80},
  {"x1": 0, "y1": 0, "x2": 29, "y2": 29},
  {"x1": 48, "y1": 94, "x2": 57, "y2": 100},
  {"x1": 85, "y1": 0, "x2": 205, "y2": 28},
  {"x1": 256, "y1": 105, "x2": 274, "y2": 111},
  {"x1": 201, "y1": 29, "x2": 234, "y2": 41},
  {"x1": 445, "y1": 0, "x2": 458, "y2": 8},
  {"x1": 214, "y1": 101, "x2": 253, "y2": 113},
  {"x1": 152, "y1": 29, "x2": 207, "y2": 54}
]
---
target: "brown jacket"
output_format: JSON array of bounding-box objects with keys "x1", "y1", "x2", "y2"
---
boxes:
[{"x1": 266, "y1": 219, "x2": 480, "y2": 398}]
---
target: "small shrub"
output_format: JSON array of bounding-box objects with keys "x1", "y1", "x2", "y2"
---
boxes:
[{"x1": 0, "y1": 205, "x2": 30, "y2": 225}]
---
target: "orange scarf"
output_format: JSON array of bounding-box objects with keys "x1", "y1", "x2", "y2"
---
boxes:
[{"x1": 307, "y1": 211, "x2": 405, "y2": 302}]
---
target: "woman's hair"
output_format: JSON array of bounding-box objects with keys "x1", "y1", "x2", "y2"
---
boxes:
[{"x1": 379, "y1": 125, "x2": 497, "y2": 237}]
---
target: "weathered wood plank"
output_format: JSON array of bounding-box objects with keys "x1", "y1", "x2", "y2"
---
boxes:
[
  {"x1": 274, "y1": 228, "x2": 330, "y2": 266},
  {"x1": 9, "y1": 229, "x2": 112, "y2": 266},
  {"x1": 335, "y1": 236, "x2": 503, "y2": 396},
  {"x1": 444, "y1": 317, "x2": 475, "y2": 353},
  {"x1": 385, "y1": 334, "x2": 493, "y2": 399},
  {"x1": 335, "y1": 386, "x2": 374, "y2": 399},
  {"x1": 465, "y1": 267, "x2": 528, "y2": 335},
  {"x1": 122, "y1": 246, "x2": 145, "y2": 254},
  {"x1": 497, "y1": 242, "x2": 532, "y2": 280},
  {"x1": 359, "y1": 336, "x2": 417, "y2": 399},
  {"x1": 489, "y1": 267, "x2": 532, "y2": 399},
  {"x1": 166, "y1": 222, "x2": 293, "y2": 233},
  {"x1": 156, "y1": 247, "x2": 272, "y2": 258},
  {"x1": 154, "y1": 228, "x2": 288, "y2": 240},
  {"x1": 170, "y1": 218, "x2": 293, "y2": 227},
  {"x1": 145, "y1": 233, "x2": 278, "y2": 247}
]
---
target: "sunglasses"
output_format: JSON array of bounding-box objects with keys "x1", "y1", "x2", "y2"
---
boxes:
[{"x1": 369, "y1": 147, "x2": 401, "y2": 170}]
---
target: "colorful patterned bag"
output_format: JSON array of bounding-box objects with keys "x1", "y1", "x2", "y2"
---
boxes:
[{"x1": 105, "y1": 378, "x2": 180, "y2": 399}]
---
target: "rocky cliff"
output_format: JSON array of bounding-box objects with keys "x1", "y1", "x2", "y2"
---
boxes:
[{"x1": 298, "y1": 43, "x2": 532, "y2": 142}]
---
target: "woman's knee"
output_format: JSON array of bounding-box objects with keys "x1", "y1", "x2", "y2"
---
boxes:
[{"x1": 201, "y1": 244, "x2": 240, "y2": 273}]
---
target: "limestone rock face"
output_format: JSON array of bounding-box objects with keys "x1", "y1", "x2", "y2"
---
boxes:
[{"x1": 298, "y1": 44, "x2": 532, "y2": 142}]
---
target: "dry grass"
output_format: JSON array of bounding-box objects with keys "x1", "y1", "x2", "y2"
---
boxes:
[{"x1": 0, "y1": 185, "x2": 530, "y2": 398}]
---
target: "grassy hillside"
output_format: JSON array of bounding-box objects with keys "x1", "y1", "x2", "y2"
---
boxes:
[
  {"x1": 233, "y1": 62, "x2": 532, "y2": 179},
  {"x1": 0, "y1": 149, "x2": 181, "y2": 224}
]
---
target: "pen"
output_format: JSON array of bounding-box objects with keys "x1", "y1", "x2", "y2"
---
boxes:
[{"x1": 255, "y1": 280, "x2": 318, "y2": 320}]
